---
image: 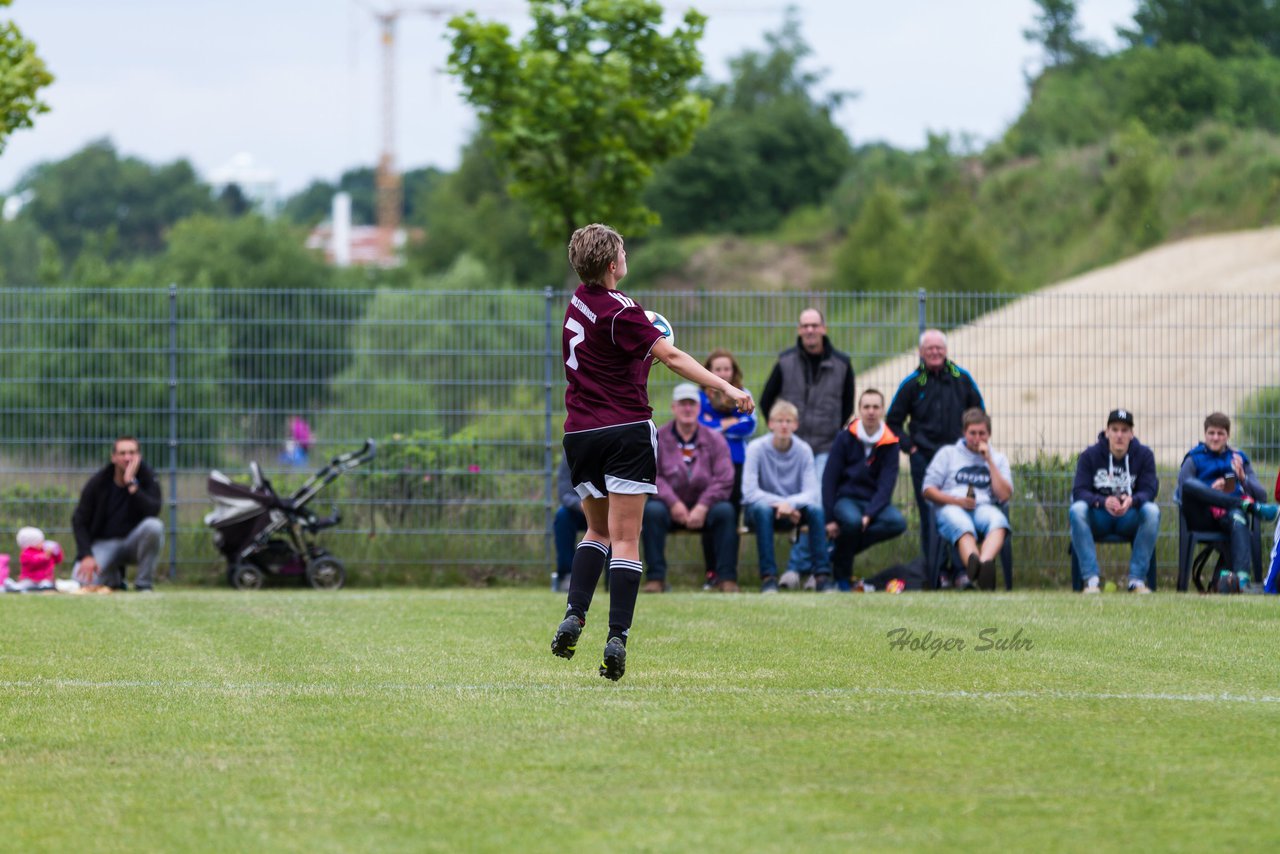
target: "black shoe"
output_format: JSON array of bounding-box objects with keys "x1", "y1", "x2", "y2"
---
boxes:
[
  {"x1": 813, "y1": 573, "x2": 834, "y2": 593},
  {"x1": 954, "y1": 573, "x2": 975, "y2": 591},
  {"x1": 977, "y1": 559, "x2": 997, "y2": 591},
  {"x1": 599, "y1": 636, "x2": 627, "y2": 681},
  {"x1": 551, "y1": 615, "x2": 584, "y2": 659}
]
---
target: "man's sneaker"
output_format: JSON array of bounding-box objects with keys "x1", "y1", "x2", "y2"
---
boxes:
[
  {"x1": 813, "y1": 573, "x2": 834, "y2": 593},
  {"x1": 1254, "y1": 502, "x2": 1280, "y2": 522},
  {"x1": 599, "y1": 637, "x2": 626, "y2": 681},
  {"x1": 642, "y1": 579, "x2": 666, "y2": 593},
  {"x1": 1127, "y1": 580, "x2": 1152, "y2": 594},
  {"x1": 1083, "y1": 576, "x2": 1101, "y2": 594},
  {"x1": 714, "y1": 579, "x2": 740, "y2": 593},
  {"x1": 835, "y1": 578, "x2": 853, "y2": 593},
  {"x1": 551, "y1": 615, "x2": 584, "y2": 659},
  {"x1": 760, "y1": 576, "x2": 779, "y2": 594},
  {"x1": 802, "y1": 573, "x2": 816, "y2": 591},
  {"x1": 778, "y1": 570, "x2": 801, "y2": 590},
  {"x1": 954, "y1": 573, "x2": 975, "y2": 591}
]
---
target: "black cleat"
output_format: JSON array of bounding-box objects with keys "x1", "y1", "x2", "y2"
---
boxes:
[
  {"x1": 599, "y1": 637, "x2": 627, "y2": 681},
  {"x1": 551, "y1": 615, "x2": 584, "y2": 659}
]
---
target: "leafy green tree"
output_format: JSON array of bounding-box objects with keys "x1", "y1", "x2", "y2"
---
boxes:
[
  {"x1": 410, "y1": 135, "x2": 559, "y2": 286},
  {"x1": 646, "y1": 11, "x2": 853, "y2": 235},
  {"x1": 909, "y1": 190, "x2": 1008, "y2": 293},
  {"x1": 1123, "y1": 44, "x2": 1230, "y2": 134},
  {"x1": 0, "y1": 0, "x2": 53, "y2": 154},
  {"x1": 17, "y1": 139, "x2": 216, "y2": 263},
  {"x1": 1102, "y1": 118, "x2": 1167, "y2": 248},
  {"x1": 1023, "y1": 0, "x2": 1094, "y2": 67},
  {"x1": 830, "y1": 184, "x2": 913, "y2": 291},
  {"x1": 1120, "y1": 0, "x2": 1280, "y2": 58},
  {"x1": 447, "y1": 0, "x2": 710, "y2": 245}
]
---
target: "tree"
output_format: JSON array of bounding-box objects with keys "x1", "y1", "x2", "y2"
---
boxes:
[
  {"x1": 909, "y1": 191, "x2": 1008, "y2": 294},
  {"x1": 1023, "y1": 0, "x2": 1094, "y2": 67},
  {"x1": 159, "y1": 215, "x2": 360, "y2": 438},
  {"x1": 0, "y1": 0, "x2": 53, "y2": 155},
  {"x1": 447, "y1": 0, "x2": 710, "y2": 245},
  {"x1": 830, "y1": 184, "x2": 913, "y2": 291},
  {"x1": 646, "y1": 11, "x2": 853, "y2": 234},
  {"x1": 17, "y1": 139, "x2": 217, "y2": 263},
  {"x1": 1120, "y1": 0, "x2": 1280, "y2": 58},
  {"x1": 409, "y1": 134, "x2": 559, "y2": 286}
]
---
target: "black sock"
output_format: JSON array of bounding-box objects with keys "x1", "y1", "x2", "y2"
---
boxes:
[
  {"x1": 607, "y1": 558, "x2": 642, "y2": 642},
  {"x1": 565, "y1": 540, "x2": 609, "y2": 621}
]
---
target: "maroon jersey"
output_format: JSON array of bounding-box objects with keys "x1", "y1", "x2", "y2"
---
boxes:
[{"x1": 563, "y1": 283, "x2": 665, "y2": 432}]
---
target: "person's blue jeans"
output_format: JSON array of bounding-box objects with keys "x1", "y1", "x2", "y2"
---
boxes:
[
  {"x1": 1181, "y1": 479, "x2": 1254, "y2": 573},
  {"x1": 745, "y1": 502, "x2": 829, "y2": 580},
  {"x1": 553, "y1": 505, "x2": 588, "y2": 578},
  {"x1": 1068, "y1": 500, "x2": 1160, "y2": 583},
  {"x1": 785, "y1": 451, "x2": 828, "y2": 573},
  {"x1": 642, "y1": 498, "x2": 740, "y2": 582},
  {"x1": 830, "y1": 497, "x2": 907, "y2": 581}
]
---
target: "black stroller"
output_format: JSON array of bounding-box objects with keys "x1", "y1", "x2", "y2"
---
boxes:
[{"x1": 204, "y1": 440, "x2": 376, "y2": 590}]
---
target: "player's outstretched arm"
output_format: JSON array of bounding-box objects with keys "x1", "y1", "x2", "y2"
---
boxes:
[{"x1": 651, "y1": 339, "x2": 754, "y2": 414}]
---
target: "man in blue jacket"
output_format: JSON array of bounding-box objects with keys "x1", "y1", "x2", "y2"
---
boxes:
[
  {"x1": 822, "y1": 389, "x2": 907, "y2": 591},
  {"x1": 1069, "y1": 409, "x2": 1160, "y2": 594},
  {"x1": 1177, "y1": 411, "x2": 1278, "y2": 591}
]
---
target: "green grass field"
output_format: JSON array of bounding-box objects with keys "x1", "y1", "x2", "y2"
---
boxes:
[{"x1": 3, "y1": 589, "x2": 1279, "y2": 852}]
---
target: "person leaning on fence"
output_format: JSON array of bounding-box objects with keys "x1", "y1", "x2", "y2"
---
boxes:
[
  {"x1": 552, "y1": 457, "x2": 588, "y2": 592},
  {"x1": 822, "y1": 388, "x2": 907, "y2": 592},
  {"x1": 742, "y1": 399, "x2": 832, "y2": 593},
  {"x1": 921, "y1": 408, "x2": 1012, "y2": 591},
  {"x1": 886, "y1": 328, "x2": 985, "y2": 561},
  {"x1": 757, "y1": 308, "x2": 854, "y2": 583},
  {"x1": 70, "y1": 436, "x2": 165, "y2": 592},
  {"x1": 1176, "y1": 411, "x2": 1278, "y2": 591},
  {"x1": 642, "y1": 383, "x2": 739, "y2": 593},
  {"x1": 1069, "y1": 408, "x2": 1161, "y2": 594}
]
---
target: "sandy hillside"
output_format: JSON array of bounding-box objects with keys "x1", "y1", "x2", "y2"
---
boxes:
[{"x1": 855, "y1": 228, "x2": 1280, "y2": 466}]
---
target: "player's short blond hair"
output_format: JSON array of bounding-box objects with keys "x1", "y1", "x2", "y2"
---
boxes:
[{"x1": 568, "y1": 223, "x2": 623, "y2": 285}]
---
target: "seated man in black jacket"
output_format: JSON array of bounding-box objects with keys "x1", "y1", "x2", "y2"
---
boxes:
[{"x1": 71, "y1": 436, "x2": 165, "y2": 591}]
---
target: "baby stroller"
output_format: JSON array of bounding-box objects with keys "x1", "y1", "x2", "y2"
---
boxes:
[{"x1": 205, "y1": 440, "x2": 376, "y2": 590}]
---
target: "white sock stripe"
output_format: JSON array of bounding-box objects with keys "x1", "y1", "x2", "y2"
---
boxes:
[
  {"x1": 610, "y1": 559, "x2": 643, "y2": 573},
  {"x1": 577, "y1": 540, "x2": 609, "y2": 554}
]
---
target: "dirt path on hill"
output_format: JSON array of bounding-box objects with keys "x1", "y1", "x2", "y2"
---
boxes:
[{"x1": 855, "y1": 228, "x2": 1280, "y2": 466}]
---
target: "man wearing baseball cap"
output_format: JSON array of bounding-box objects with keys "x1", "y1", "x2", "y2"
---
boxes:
[
  {"x1": 641, "y1": 383, "x2": 740, "y2": 592},
  {"x1": 1068, "y1": 408, "x2": 1161, "y2": 593}
]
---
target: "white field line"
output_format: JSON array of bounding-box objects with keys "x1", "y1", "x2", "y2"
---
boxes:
[{"x1": 2, "y1": 678, "x2": 1279, "y2": 706}]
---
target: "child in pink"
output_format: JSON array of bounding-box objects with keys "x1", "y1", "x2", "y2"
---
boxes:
[{"x1": 17, "y1": 526, "x2": 62, "y2": 586}]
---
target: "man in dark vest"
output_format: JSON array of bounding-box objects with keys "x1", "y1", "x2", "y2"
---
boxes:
[{"x1": 759, "y1": 308, "x2": 854, "y2": 587}]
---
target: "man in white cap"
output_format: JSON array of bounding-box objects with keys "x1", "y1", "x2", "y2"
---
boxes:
[{"x1": 641, "y1": 383, "x2": 740, "y2": 592}]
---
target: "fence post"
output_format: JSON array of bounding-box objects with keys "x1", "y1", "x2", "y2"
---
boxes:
[
  {"x1": 167, "y1": 283, "x2": 179, "y2": 580},
  {"x1": 917, "y1": 287, "x2": 927, "y2": 337},
  {"x1": 544, "y1": 286, "x2": 556, "y2": 586}
]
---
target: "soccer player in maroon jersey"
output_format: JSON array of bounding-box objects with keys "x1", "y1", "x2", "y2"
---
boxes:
[{"x1": 551, "y1": 223, "x2": 754, "y2": 680}]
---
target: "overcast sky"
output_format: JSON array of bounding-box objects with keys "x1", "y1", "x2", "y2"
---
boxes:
[{"x1": 0, "y1": 0, "x2": 1136, "y2": 196}]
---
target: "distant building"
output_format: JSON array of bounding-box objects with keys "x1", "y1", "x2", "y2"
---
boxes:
[
  {"x1": 304, "y1": 191, "x2": 417, "y2": 268},
  {"x1": 209, "y1": 152, "x2": 280, "y2": 218}
]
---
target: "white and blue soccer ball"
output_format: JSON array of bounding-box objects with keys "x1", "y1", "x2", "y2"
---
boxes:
[{"x1": 645, "y1": 310, "x2": 675, "y2": 345}]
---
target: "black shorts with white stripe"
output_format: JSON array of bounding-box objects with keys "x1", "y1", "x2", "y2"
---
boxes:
[{"x1": 563, "y1": 420, "x2": 657, "y2": 500}]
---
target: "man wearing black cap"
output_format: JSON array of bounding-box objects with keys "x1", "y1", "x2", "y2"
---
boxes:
[{"x1": 1068, "y1": 409, "x2": 1160, "y2": 593}]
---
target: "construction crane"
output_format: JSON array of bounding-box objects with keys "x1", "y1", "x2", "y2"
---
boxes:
[{"x1": 353, "y1": 2, "x2": 521, "y2": 235}]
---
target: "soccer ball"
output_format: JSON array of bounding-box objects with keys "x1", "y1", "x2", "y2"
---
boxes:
[{"x1": 645, "y1": 310, "x2": 674, "y2": 345}]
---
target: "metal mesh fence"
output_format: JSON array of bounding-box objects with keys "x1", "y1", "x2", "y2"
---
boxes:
[{"x1": 1, "y1": 286, "x2": 1277, "y2": 588}]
